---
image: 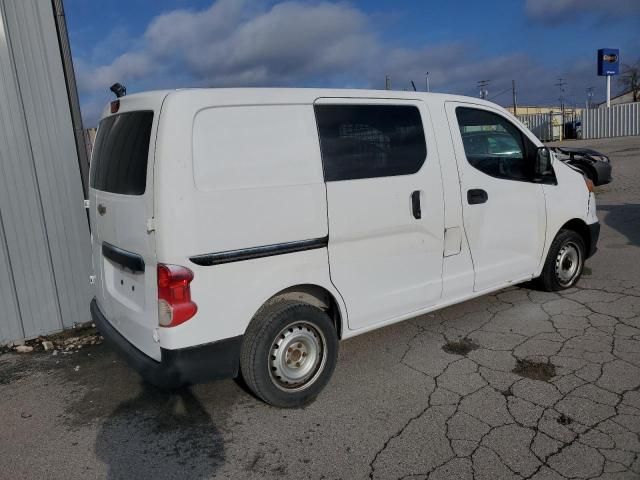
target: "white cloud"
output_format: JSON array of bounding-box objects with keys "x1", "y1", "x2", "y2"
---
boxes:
[
  {"x1": 75, "y1": 0, "x2": 626, "y2": 126},
  {"x1": 525, "y1": 0, "x2": 640, "y2": 22},
  {"x1": 80, "y1": 0, "x2": 375, "y2": 93},
  {"x1": 76, "y1": 52, "x2": 154, "y2": 93}
]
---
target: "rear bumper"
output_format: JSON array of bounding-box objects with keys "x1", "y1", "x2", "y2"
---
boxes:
[
  {"x1": 90, "y1": 298, "x2": 242, "y2": 389},
  {"x1": 587, "y1": 221, "x2": 600, "y2": 258}
]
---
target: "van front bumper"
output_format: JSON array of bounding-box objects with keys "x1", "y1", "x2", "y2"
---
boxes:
[{"x1": 90, "y1": 298, "x2": 242, "y2": 389}]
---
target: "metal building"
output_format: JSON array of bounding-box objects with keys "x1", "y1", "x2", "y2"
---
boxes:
[{"x1": 0, "y1": 0, "x2": 91, "y2": 344}]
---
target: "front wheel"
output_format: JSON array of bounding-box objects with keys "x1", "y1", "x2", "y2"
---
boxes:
[
  {"x1": 536, "y1": 229, "x2": 586, "y2": 291},
  {"x1": 240, "y1": 300, "x2": 338, "y2": 408}
]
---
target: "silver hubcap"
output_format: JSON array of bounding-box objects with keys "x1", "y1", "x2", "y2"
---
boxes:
[
  {"x1": 556, "y1": 241, "x2": 581, "y2": 287},
  {"x1": 269, "y1": 321, "x2": 326, "y2": 392}
]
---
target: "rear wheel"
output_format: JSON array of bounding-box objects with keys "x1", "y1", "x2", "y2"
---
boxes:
[
  {"x1": 240, "y1": 300, "x2": 338, "y2": 408},
  {"x1": 537, "y1": 229, "x2": 585, "y2": 291}
]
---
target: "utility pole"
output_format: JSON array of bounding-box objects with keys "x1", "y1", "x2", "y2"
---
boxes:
[
  {"x1": 477, "y1": 80, "x2": 489, "y2": 99},
  {"x1": 512, "y1": 80, "x2": 517, "y2": 116},
  {"x1": 586, "y1": 87, "x2": 594, "y2": 110},
  {"x1": 385, "y1": 75, "x2": 391, "y2": 91},
  {"x1": 555, "y1": 78, "x2": 567, "y2": 110},
  {"x1": 555, "y1": 78, "x2": 567, "y2": 141},
  {"x1": 425, "y1": 72, "x2": 430, "y2": 92}
]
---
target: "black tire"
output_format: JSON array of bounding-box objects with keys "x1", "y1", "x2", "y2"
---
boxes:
[
  {"x1": 240, "y1": 300, "x2": 338, "y2": 408},
  {"x1": 537, "y1": 229, "x2": 586, "y2": 291}
]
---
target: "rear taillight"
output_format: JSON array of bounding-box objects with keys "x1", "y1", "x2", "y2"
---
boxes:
[
  {"x1": 110, "y1": 100, "x2": 120, "y2": 113},
  {"x1": 157, "y1": 264, "x2": 197, "y2": 328}
]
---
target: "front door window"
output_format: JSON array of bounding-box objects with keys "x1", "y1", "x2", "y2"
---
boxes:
[{"x1": 456, "y1": 107, "x2": 537, "y2": 182}]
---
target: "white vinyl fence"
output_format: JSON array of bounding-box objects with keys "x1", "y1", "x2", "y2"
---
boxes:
[{"x1": 582, "y1": 102, "x2": 640, "y2": 139}]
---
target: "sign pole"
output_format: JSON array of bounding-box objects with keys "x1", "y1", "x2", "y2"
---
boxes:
[{"x1": 598, "y1": 48, "x2": 619, "y2": 107}]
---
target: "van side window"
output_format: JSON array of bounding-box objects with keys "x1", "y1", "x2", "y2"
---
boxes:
[
  {"x1": 455, "y1": 107, "x2": 537, "y2": 182},
  {"x1": 315, "y1": 105, "x2": 427, "y2": 181}
]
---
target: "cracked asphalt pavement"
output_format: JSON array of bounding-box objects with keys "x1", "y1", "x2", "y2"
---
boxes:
[{"x1": 1, "y1": 136, "x2": 640, "y2": 479}]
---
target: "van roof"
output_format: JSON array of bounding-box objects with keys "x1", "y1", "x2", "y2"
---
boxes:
[{"x1": 113, "y1": 87, "x2": 503, "y2": 109}]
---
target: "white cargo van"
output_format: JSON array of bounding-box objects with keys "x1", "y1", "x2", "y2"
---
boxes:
[{"x1": 89, "y1": 88, "x2": 600, "y2": 407}]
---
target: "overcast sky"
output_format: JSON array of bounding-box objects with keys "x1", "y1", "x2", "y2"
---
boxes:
[{"x1": 64, "y1": 0, "x2": 640, "y2": 126}]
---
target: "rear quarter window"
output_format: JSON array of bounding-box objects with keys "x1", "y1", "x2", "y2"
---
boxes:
[{"x1": 90, "y1": 111, "x2": 154, "y2": 195}]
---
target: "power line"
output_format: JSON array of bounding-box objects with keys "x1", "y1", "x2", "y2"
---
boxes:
[
  {"x1": 555, "y1": 78, "x2": 567, "y2": 140},
  {"x1": 555, "y1": 78, "x2": 567, "y2": 107},
  {"x1": 477, "y1": 80, "x2": 489, "y2": 99},
  {"x1": 488, "y1": 87, "x2": 511, "y2": 101}
]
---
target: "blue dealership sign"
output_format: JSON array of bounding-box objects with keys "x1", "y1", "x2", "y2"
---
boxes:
[{"x1": 598, "y1": 48, "x2": 619, "y2": 76}]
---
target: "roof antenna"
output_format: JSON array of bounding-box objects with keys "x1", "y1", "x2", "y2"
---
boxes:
[
  {"x1": 110, "y1": 83, "x2": 127, "y2": 98},
  {"x1": 410, "y1": 80, "x2": 417, "y2": 92}
]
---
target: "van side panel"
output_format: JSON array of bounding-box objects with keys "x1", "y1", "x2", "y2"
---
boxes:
[
  {"x1": 161, "y1": 250, "x2": 342, "y2": 350},
  {"x1": 189, "y1": 104, "x2": 327, "y2": 252},
  {"x1": 154, "y1": 96, "x2": 335, "y2": 349},
  {"x1": 538, "y1": 160, "x2": 593, "y2": 275}
]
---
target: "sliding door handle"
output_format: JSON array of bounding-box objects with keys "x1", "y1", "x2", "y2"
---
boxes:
[
  {"x1": 411, "y1": 190, "x2": 422, "y2": 219},
  {"x1": 467, "y1": 189, "x2": 488, "y2": 205}
]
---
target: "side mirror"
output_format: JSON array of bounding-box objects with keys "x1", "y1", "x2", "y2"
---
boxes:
[{"x1": 534, "y1": 147, "x2": 553, "y2": 179}]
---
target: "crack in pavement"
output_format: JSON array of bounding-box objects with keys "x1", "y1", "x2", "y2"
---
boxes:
[{"x1": 366, "y1": 278, "x2": 640, "y2": 480}]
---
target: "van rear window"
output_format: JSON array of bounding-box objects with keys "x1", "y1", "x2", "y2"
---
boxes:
[{"x1": 90, "y1": 111, "x2": 154, "y2": 195}]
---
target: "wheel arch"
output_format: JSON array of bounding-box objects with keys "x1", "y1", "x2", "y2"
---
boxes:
[
  {"x1": 260, "y1": 284, "x2": 345, "y2": 339},
  {"x1": 559, "y1": 218, "x2": 591, "y2": 256}
]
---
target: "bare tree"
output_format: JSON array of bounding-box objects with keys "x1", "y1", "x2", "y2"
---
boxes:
[{"x1": 618, "y1": 60, "x2": 640, "y2": 102}]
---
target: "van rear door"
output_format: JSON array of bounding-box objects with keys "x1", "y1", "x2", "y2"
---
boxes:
[{"x1": 89, "y1": 96, "x2": 165, "y2": 361}]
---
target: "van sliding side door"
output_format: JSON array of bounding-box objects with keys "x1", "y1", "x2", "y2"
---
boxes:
[{"x1": 315, "y1": 98, "x2": 444, "y2": 331}]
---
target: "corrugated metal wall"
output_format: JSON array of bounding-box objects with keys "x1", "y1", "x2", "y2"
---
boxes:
[
  {"x1": 583, "y1": 102, "x2": 640, "y2": 139},
  {"x1": 517, "y1": 113, "x2": 555, "y2": 141},
  {"x1": 516, "y1": 112, "x2": 568, "y2": 142},
  {"x1": 0, "y1": 0, "x2": 91, "y2": 343}
]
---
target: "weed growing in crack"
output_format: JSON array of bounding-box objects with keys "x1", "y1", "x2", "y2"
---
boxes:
[
  {"x1": 442, "y1": 337, "x2": 479, "y2": 356},
  {"x1": 512, "y1": 359, "x2": 556, "y2": 381}
]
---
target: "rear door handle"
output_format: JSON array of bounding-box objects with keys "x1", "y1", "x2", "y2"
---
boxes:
[
  {"x1": 411, "y1": 190, "x2": 421, "y2": 219},
  {"x1": 467, "y1": 189, "x2": 488, "y2": 205}
]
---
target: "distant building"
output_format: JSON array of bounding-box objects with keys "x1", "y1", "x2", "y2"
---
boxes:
[
  {"x1": 598, "y1": 89, "x2": 638, "y2": 108},
  {"x1": 504, "y1": 106, "x2": 583, "y2": 116}
]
